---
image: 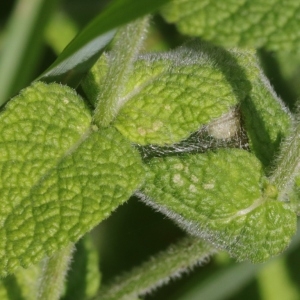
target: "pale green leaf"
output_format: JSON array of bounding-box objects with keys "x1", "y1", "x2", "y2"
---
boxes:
[
  {"x1": 241, "y1": 74, "x2": 292, "y2": 169},
  {"x1": 161, "y1": 0, "x2": 300, "y2": 51},
  {"x1": 93, "y1": 16, "x2": 150, "y2": 127},
  {"x1": 289, "y1": 176, "x2": 300, "y2": 215},
  {"x1": 0, "y1": 82, "x2": 144, "y2": 276},
  {"x1": 96, "y1": 40, "x2": 291, "y2": 166},
  {"x1": 113, "y1": 42, "x2": 255, "y2": 145},
  {"x1": 140, "y1": 149, "x2": 296, "y2": 262},
  {"x1": 82, "y1": 54, "x2": 109, "y2": 107}
]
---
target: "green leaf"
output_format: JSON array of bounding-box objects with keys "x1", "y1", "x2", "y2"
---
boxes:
[
  {"x1": 113, "y1": 42, "x2": 254, "y2": 145},
  {"x1": 0, "y1": 82, "x2": 144, "y2": 276},
  {"x1": 241, "y1": 74, "x2": 292, "y2": 169},
  {"x1": 290, "y1": 176, "x2": 300, "y2": 215},
  {"x1": 161, "y1": 0, "x2": 300, "y2": 51},
  {"x1": 139, "y1": 149, "x2": 296, "y2": 262},
  {"x1": 269, "y1": 110, "x2": 300, "y2": 207},
  {"x1": 63, "y1": 235, "x2": 101, "y2": 300},
  {"x1": 92, "y1": 40, "x2": 290, "y2": 165},
  {"x1": 92, "y1": 16, "x2": 150, "y2": 127},
  {"x1": 38, "y1": 0, "x2": 172, "y2": 88},
  {"x1": 82, "y1": 54, "x2": 109, "y2": 107}
]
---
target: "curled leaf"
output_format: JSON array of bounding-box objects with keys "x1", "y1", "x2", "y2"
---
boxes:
[
  {"x1": 113, "y1": 42, "x2": 254, "y2": 145},
  {"x1": 241, "y1": 74, "x2": 292, "y2": 169}
]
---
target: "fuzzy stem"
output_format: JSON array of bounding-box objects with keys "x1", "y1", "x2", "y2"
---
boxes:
[
  {"x1": 37, "y1": 243, "x2": 74, "y2": 300},
  {"x1": 270, "y1": 114, "x2": 300, "y2": 200},
  {"x1": 97, "y1": 236, "x2": 215, "y2": 300},
  {"x1": 93, "y1": 16, "x2": 149, "y2": 127}
]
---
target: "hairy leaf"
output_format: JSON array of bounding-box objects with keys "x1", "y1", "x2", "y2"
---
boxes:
[
  {"x1": 0, "y1": 264, "x2": 40, "y2": 300},
  {"x1": 86, "y1": 40, "x2": 291, "y2": 167},
  {"x1": 241, "y1": 74, "x2": 292, "y2": 169},
  {"x1": 139, "y1": 149, "x2": 296, "y2": 262},
  {"x1": 82, "y1": 54, "x2": 109, "y2": 107},
  {"x1": 161, "y1": 0, "x2": 300, "y2": 51},
  {"x1": 113, "y1": 42, "x2": 254, "y2": 145},
  {"x1": 0, "y1": 82, "x2": 144, "y2": 276},
  {"x1": 38, "y1": 0, "x2": 172, "y2": 87},
  {"x1": 290, "y1": 176, "x2": 300, "y2": 215}
]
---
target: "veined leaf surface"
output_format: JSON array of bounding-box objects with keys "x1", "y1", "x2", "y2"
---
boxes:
[
  {"x1": 113, "y1": 43, "x2": 254, "y2": 145},
  {"x1": 161, "y1": 0, "x2": 300, "y2": 51},
  {"x1": 140, "y1": 149, "x2": 296, "y2": 262},
  {"x1": 241, "y1": 74, "x2": 291, "y2": 169},
  {"x1": 0, "y1": 82, "x2": 144, "y2": 276}
]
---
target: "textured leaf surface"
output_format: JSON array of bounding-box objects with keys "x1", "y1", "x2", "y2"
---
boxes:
[
  {"x1": 140, "y1": 149, "x2": 296, "y2": 262},
  {"x1": 113, "y1": 43, "x2": 255, "y2": 145},
  {"x1": 290, "y1": 176, "x2": 300, "y2": 215},
  {"x1": 82, "y1": 54, "x2": 109, "y2": 107},
  {"x1": 161, "y1": 0, "x2": 300, "y2": 51},
  {"x1": 241, "y1": 74, "x2": 291, "y2": 169},
  {"x1": 0, "y1": 82, "x2": 143, "y2": 276}
]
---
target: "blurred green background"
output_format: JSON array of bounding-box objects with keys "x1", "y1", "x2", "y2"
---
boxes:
[{"x1": 1, "y1": 1, "x2": 300, "y2": 299}]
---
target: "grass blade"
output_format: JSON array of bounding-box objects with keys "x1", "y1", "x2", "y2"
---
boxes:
[
  {"x1": 38, "y1": 0, "x2": 171, "y2": 87},
  {"x1": 0, "y1": 0, "x2": 59, "y2": 106}
]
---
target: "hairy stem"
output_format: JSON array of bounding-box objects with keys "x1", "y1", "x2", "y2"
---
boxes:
[
  {"x1": 177, "y1": 221, "x2": 300, "y2": 300},
  {"x1": 93, "y1": 16, "x2": 149, "y2": 127},
  {"x1": 97, "y1": 236, "x2": 215, "y2": 300},
  {"x1": 270, "y1": 114, "x2": 300, "y2": 200},
  {"x1": 37, "y1": 243, "x2": 74, "y2": 300}
]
